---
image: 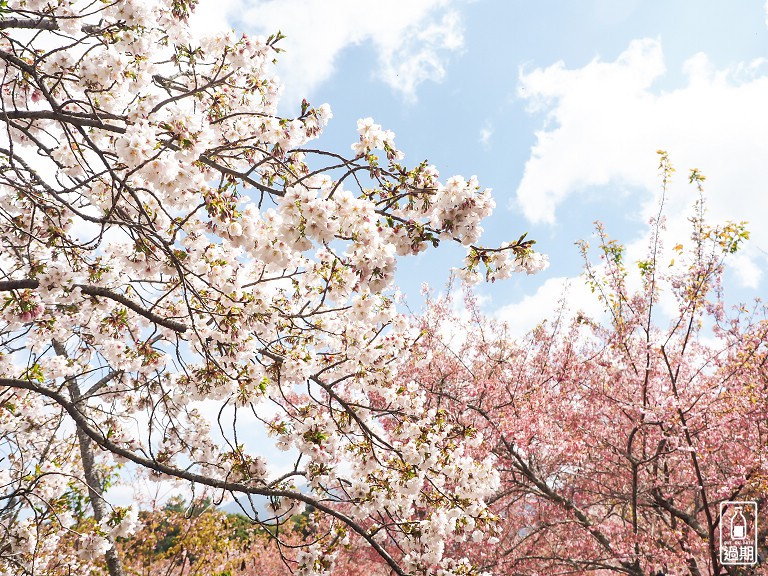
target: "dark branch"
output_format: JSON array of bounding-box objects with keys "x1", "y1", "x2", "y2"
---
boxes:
[
  {"x1": 0, "y1": 17, "x2": 102, "y2": 34},
  {"x1": 0, "y1": 279, "x2": 188, "y2": 333},
  {"x1": 2, "y1": 110, "x2": 126, "y2": 133}
]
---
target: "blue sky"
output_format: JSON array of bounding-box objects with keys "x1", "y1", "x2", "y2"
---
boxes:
[{"x1": 189, "y1": 0, "x2": 768, "y2": 328}]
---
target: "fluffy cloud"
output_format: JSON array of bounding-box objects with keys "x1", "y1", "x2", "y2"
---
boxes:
[
  {"x1": 189, "y1": 0, "x2": 241, "y2": 38},
  {"x1": 514, "y1": 38, "x2": 768, "y2": 288},
  {"x1": 191, "y1": 0, "x2": 464, "y2": 103},
  {"x1": 494, "y1": 276, "x2": 607, "y2": 339},
  {"x1": 478, "y1": 121, "x2": 493, "y2": 147}
]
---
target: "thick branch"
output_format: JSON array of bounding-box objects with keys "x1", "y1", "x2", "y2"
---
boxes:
[
  {"x1": 0, "y1": 279, "x2": 187, "y2": 333},
  {"x1": 195, "y1": 151, "x2": 284, "y2": 196},
  {"x1": 649, "y1": 488, "x2": 708, "y2": 539},
  {"x1": 2, "y1": 110, "x2": 126, "y2": 133},
  {"x1": 0, "y1": 16, "x2": 102, "y2": 34}
]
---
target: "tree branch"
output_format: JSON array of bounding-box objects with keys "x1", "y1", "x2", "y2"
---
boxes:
[
  {"x1": 0, "y1": 16, "x2": 103, "y2": 34},
  {"x1": 2, "y1": 110, "x2": 126, "y2": 133},
  {"x1": 0, "y1": 279, "x2": 188, "y2": 333}
]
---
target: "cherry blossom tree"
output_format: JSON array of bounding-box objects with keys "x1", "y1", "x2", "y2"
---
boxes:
[
  {"x1": 408, "y1": 156, "x2": 767, "y2": 576},
  {"x1": 0, "y1": 1, "x2": 546, "y2": 575}
]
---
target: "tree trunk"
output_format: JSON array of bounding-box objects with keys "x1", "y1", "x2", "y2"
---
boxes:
[{"x1": 55, "y1": 341, "x2": 125, "y2": 576}]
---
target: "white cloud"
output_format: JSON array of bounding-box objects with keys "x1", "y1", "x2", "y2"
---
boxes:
[
  {"x1": 730, "y1": 252, "x2": 763, "y2": 289},
  {"x1": 192, "y1": 0, "x2": 464, "y2": 103},
  {"x1": 189, "y1": 0, "x2": 242, "y2": 37},
  {"x1": 514, "y1": 38, "x2": 768, "y2": 288},
  {"x1": 494, "y1": 276, "x2": 606, "y2": 339},
  {"x1": 479, "y1": 121, "x2": 493, "y2": 147},
  {"x1": 375, "y1": 8, "x2": 463, "y2": 102}
]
